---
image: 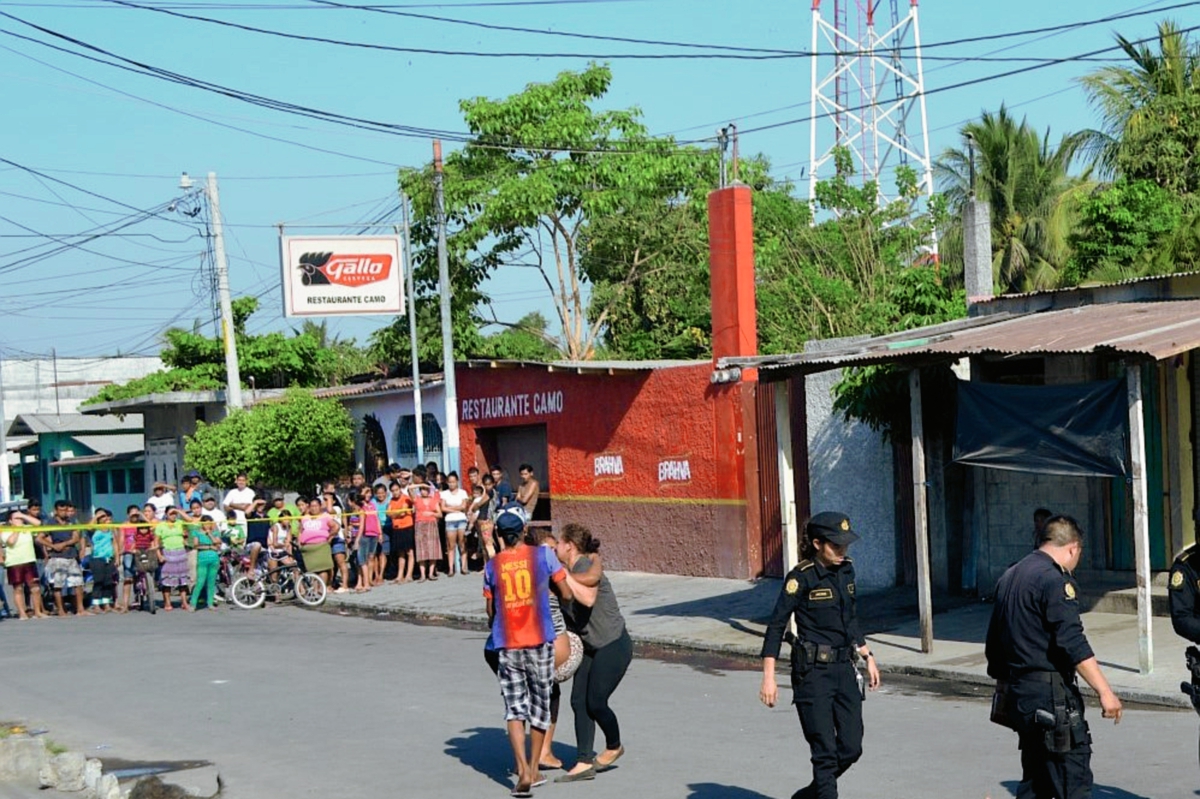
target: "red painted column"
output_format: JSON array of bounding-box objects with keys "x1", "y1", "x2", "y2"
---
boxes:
[
  {"x1": 708, "y1": 184, "x2": 765, "y2": 577},
  {"x1": 708, "y1": 184, "x2": 758, "y2": 365}
]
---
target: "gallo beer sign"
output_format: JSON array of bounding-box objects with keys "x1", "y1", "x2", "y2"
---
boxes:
[{"x1": 280, "y1": 235, "x2": 405, "y2": 317}]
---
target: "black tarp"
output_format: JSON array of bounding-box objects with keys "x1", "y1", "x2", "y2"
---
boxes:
[{"x1": 953, "y1": 379, "x2": 1128, "y2": 477}]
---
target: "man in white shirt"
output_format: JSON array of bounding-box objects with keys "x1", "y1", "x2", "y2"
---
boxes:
[
  {"x1": 146, "y1": 482, "x2": 177, "y2": 516},
  {"x1": 201, "y1": 494, "x2": 229, "y2": 537},
  {"x1": 223, "y1": 473, "x2": 256, "y2": 541}
]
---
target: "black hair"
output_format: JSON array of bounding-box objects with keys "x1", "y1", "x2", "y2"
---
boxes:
[
  {"x1": 446, "y1": 470, "x2": 459, "y2": 481},
  {"x1": 560, "y1": 523, "x2": 600, "y2": 554},
  {"x1": 482, "y1": 474, "x2": 495, "y2": 485},
  {"x1": 1034, "y1": 508, "x2": 1053, "y2": 523},
  {"x1": 491, "y1": 464, "x2": 504, "y2": 473},
  {"x1": 412, "y1": 465, "x2": 427, "y2": 480},
  {"x1": 28, "y1": 499, "x2": 41, "y2": 508},
  {"x1": 426, "y1": 461, "x2": 439, "y2": 472},
  {"x1": 519, "y1": 463, "x2": 533, "y2": 473},
  {"x1": 54, "y1": 499, "x2": 70, "y2": 510},
  {"x1": 353, "y1": 469, "x2": 366, "y2": 478},
  {"x1": 200, "y1": 514, "x2": 215, "y2": 523},
  {"x1": 236, "y1": 472, "x2": 248, "y2": 479},
  {"x1": 126, "y1": 504, "x2": 140, "y2": 514},
  {"x1": 94, "y1": 507, "x2": 112, "y2": 518},
  {"x1": 1039, "y1": 515, "x2": 1083, "y2": 547}
]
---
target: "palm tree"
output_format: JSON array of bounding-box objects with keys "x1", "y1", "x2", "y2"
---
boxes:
[
  {"x1": 1076, "y1": 20, "x2": 1200, "y2": 176},
  {"x1": 935, "y1": 106, "x2": 1086, "y2": 294}
]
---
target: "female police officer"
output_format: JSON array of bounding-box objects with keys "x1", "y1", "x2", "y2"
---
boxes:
[{"x1": 760, "y1": 511, "x2": 880, "y2": 799}]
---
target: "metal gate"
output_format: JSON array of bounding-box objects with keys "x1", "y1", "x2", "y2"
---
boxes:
[{"x1": 756, "y1": 382, "x2": 784, "y2": 577}]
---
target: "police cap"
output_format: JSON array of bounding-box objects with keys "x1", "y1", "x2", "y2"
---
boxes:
[{"x1": 808, "y1": 511, "x2": 860, "y2": 546}]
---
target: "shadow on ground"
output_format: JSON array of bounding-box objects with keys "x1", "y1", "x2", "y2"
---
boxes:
[
  {"x1": 686, "y1": 783, "x2": 774, "y2": 799},
  {"x1": 444, "y1": 727, "x2": 512, "y2": 788},
  {"x1": 1000, "y1": 780, "x2": 1150, "y2": 798}
]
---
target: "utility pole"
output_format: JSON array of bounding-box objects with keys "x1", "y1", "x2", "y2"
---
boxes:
[
  {"x1": 205, "y1": 172, "x2": 244, "y2": 410},
  {"x1": 432, "y1": 141, "x2": 459, "y2": 474},
  {"x1": 400, "y1": 199, "x2": 425, "y2": 465},
  {"x1": 0, "y1": 357, "x2": 9, "y2": 502},
  {"x1": 51, "y1": 347, "x2": 61, "y2": 417}
]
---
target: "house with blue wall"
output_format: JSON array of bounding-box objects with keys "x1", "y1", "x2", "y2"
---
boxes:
[{"x1": 7, "y1": 413, "x2": 145, "y2": 516}]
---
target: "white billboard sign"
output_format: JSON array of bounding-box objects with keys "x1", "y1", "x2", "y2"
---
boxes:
[{"x1": 280, "y1": 235, "x2": 405, "y2": 317}]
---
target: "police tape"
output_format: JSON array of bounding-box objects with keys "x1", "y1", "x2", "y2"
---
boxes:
[{"x1": 0, "y1": 510, "x2": 419, "y2": 534}]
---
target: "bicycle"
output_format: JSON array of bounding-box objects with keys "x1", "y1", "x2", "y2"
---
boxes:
[
  {"x1": 131, "y1": 550, "x2": 158, "y2": 614},
  {"x1": 229, "y1": 560, "x2": 326, "y2": 610}
]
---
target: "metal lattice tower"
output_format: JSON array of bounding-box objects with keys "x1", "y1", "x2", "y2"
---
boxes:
[{"x1": 808, "y1": 0, "x2": 935, "y2": 214}]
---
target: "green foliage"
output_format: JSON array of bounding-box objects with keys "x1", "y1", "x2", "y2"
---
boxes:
[
  {"x1": 86, "y1": 298, "x2": 373, "y2": 405},
  {"x1": 379, "y1": 63, "x2": 718, "y2": 364},
  {"x1": 184, "y1": 409, "x2": 255, "y2": 489},
  {"x1": 476, "y1": 312, "x2": 560, "y2": 361},
  {"x1": 1066, "y1": 180, "x2": 1184, "y2": 282},
  {"x1": 1076, "y1": 20, "x2": 1200, "y2": 177},
  {"x1": 1116, "y1": 93, "x2": 1200, "y2": 195},
  {"x1": 935, "y1": 106, "x2": 1087, "y2": 294},
  {"x1": 184, "y1": 388, "x2": 354, "y2": 492}
]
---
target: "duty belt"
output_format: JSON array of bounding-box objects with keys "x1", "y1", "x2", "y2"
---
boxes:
[{"x1": 798, "y1": 642, "x2": 854, "y2": 664}]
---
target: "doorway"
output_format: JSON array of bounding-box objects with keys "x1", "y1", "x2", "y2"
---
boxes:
[{"x1": 474, "y1": 424, "x2": 550, "y2": 522}]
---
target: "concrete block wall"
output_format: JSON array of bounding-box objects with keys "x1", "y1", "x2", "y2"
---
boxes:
[{"x1": 804, "y1": 339, "x2": 898, "y2": 594}]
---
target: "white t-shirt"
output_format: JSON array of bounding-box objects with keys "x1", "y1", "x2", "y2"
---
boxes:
[
  {"x1": 201, "y1": 506, "x2": 228, "y2": 533},
  {"x1": 441, "y1": 488, "x2": 470, "y2": 523},
  {"x1": 147, "y1": 492, "x2": 176, "y2": 515},
  {"x1": 223, "y1": 487, "x2": 257, "y2": 527}
]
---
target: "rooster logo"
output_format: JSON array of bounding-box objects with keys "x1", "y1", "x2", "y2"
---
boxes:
[{"x1": 298, "y1": 252, "x2": 333, "y2": 286}]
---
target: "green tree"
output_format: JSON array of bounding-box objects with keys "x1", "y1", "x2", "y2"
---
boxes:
[
  {"x1": 87, "y1": 298, "x2": 373, "y2": 405},
  {"x1": 392, "y1": 63, "x2": 715, "y2": 362},
  {"x1": 1077, "y1": 20, "x2": 1200, "y2": 178},
  {"x1": 476, "y1": 312, "x2": 560, "y2": 361},
  {"x1": 1066, "y1": 179, "x2": 1185, "y2": 283},
  {"x1": 184, "y1": 388, "x2": 354, "y2": 492},
  {"x1": 935, "y1": 106, "x2": 1086, "y2": 293}
]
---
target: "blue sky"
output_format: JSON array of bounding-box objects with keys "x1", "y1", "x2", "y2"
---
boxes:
[{"x1": 0, "y1": 0, "x2": 1190, "y2": 359}]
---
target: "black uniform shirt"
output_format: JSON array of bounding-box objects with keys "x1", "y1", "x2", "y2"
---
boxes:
[
  {"x1": 761, "y1": 557, "x2": 865, "y2": 661},
  {"x1": 1169, "y1": 545, "x2": 1200, "y2": 644},
  {"x1": 985, "y1": 550, "x2": 1094, "y2": 681}
]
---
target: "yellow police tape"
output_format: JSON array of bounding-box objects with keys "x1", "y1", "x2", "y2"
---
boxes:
[{"x1": 0, "y1": 509, "x2": 417, "y2": 534}]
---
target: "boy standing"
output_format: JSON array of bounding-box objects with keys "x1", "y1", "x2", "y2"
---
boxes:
[{"x1": 483, "y1": 513, "x2": 573, "y2": 797}]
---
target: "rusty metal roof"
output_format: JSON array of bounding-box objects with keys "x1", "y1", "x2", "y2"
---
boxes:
[
  {"x1": 312, "y1": 374, "x2": 444, "y2": 400},
  {"x1": 720, "y1": 299, "x2": 1200, "y2": 376}
]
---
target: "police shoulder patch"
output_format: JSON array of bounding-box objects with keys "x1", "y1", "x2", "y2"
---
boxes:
[
  {"x1": 1064, "y1": 582, "x2": 1077, "y2": 600},
  {"x1": 785, "y1": 578, "x2": 800, "y2": 595},
  {"x1": 797, "y1": 559, "x2": 815, "y2": 572},
  {"x1": 847, "y1": 582, "x2": 856, "y2": 596},
  {"x1": 1172, "y1": 570, "x2": 1185, "y2": 589}
]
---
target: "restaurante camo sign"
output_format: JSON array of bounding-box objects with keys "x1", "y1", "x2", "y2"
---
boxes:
[{"x1": 280, "y1": 235, "x2": 405, "y2": 317}]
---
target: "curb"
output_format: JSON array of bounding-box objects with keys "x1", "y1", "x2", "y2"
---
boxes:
[{"x1": 319, "y1": 598, "x2": 1195, "y2": 710}]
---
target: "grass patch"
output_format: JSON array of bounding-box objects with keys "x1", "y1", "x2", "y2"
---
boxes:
[{"x1": 45, "y1": 740, "x2": 68, "y2": 756}]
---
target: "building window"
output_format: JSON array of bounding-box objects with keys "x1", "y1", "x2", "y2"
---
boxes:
[
  {"x1": 129, "y1": 468, "x2": 145, "y2": 495},
  {"x1": 112, "y1": 468, "x2": 127, "y2": 494},
  {"x1": 395, "y1": 414, "x2": 444, "y2": 468},
  {"x1": 95, "y1": 470, "x2": 109, "y2": 494}
]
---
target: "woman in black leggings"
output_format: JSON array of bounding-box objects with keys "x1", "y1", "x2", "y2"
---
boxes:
[{"x1": 554, "y1": 523, "x2": 633, "y2": 782}]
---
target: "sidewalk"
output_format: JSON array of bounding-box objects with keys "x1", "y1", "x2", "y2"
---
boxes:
[{"x1": 324, "y1": 571, "x2": 1196, "y2": 709}]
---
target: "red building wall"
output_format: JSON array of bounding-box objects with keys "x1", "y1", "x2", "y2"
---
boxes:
[{"x1": 456, "y1": 363, "x2": 759, "y2": 578}]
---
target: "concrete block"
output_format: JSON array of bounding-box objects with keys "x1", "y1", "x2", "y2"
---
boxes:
[
  {"x1": 0, "y1": 735, "x2": 48, "y2": 781},
  {"x1": 83, "y1": 758, "x2": 103, "y2": 794},
  {"x1": 40, "y1": 751, "x2": 88, "y2": 792},
  {"x1": 95, "y1": 773, "x2": 121, "y2": 799}
]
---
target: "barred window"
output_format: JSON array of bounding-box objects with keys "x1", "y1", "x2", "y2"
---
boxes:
[{"x1": 394, "y1": 414, "x2": 443, "y2": 470}]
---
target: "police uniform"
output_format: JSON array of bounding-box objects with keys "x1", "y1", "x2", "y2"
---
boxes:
[
  {"x1": 1169, "y1": 544, "x2": 1200, "y2": 644},
  {"x1": 761, "y1": 512, "x2": 866, "y2": 799},
  {"x1": 985, "y1": 549, "x2": 1094, "y2": 799}
]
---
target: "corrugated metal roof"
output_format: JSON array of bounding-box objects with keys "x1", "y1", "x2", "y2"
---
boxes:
[
  {"x1": 978, "y1": 269, "x2": 1200, "y2": 303},
  {"x1": 313, "y1": 374, "x2": 444, "y2": 400},
  {"x1": 50, "y1": 451, "x2": 142, "y2": 469},
  {"x1": 721, "y1": 300, "x2": 1200, "y2": 375},
  {"x1": 71, "y1": 433, "x2": 144, "y2": 457},
  {"x1": 464, "y1": 358, "x2": 706, "y2": 374},
  {"x1": 7, "y1": 413, "x2": 142, "y2": 437}
]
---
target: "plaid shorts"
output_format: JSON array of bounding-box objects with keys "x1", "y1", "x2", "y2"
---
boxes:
[
  {"x1": 497, "y1": 643, "x2": 555, "y2": 731},
  {"x1": 45, "y1": 557, "x2": 83, "y2": 589}
]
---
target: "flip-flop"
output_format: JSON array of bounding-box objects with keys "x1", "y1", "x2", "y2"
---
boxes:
[
  {"x1": 511, "y1": 782, "x2": 533, "y2": 798},
  {"x1": 531, "y1": 776, "x2": 548, "y2": 788}
]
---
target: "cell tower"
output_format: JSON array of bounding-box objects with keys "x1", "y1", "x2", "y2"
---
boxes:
[{"x1": 808, "y1": 0, "x2": 935, "y2": 213}]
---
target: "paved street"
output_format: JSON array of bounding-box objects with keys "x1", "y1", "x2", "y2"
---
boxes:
[{"x1": 0, "y1": 607, "x2": 1193, "y2": 799}]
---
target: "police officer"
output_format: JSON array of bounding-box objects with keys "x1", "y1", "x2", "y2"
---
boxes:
[
  {"x1": 759, "y1": 511, "x2": 880, "y2": 799},
  {"x1": 985, "y1": 514, "x2": 1122, "y2": 799},
  {"x1": 1169, "y1": 542, "x2": 1200, "y2": 643}
]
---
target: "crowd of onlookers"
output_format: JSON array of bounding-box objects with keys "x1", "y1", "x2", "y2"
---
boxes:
[{"x1": 0, "y1": 461, "x2": 545, "y2": 619}]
